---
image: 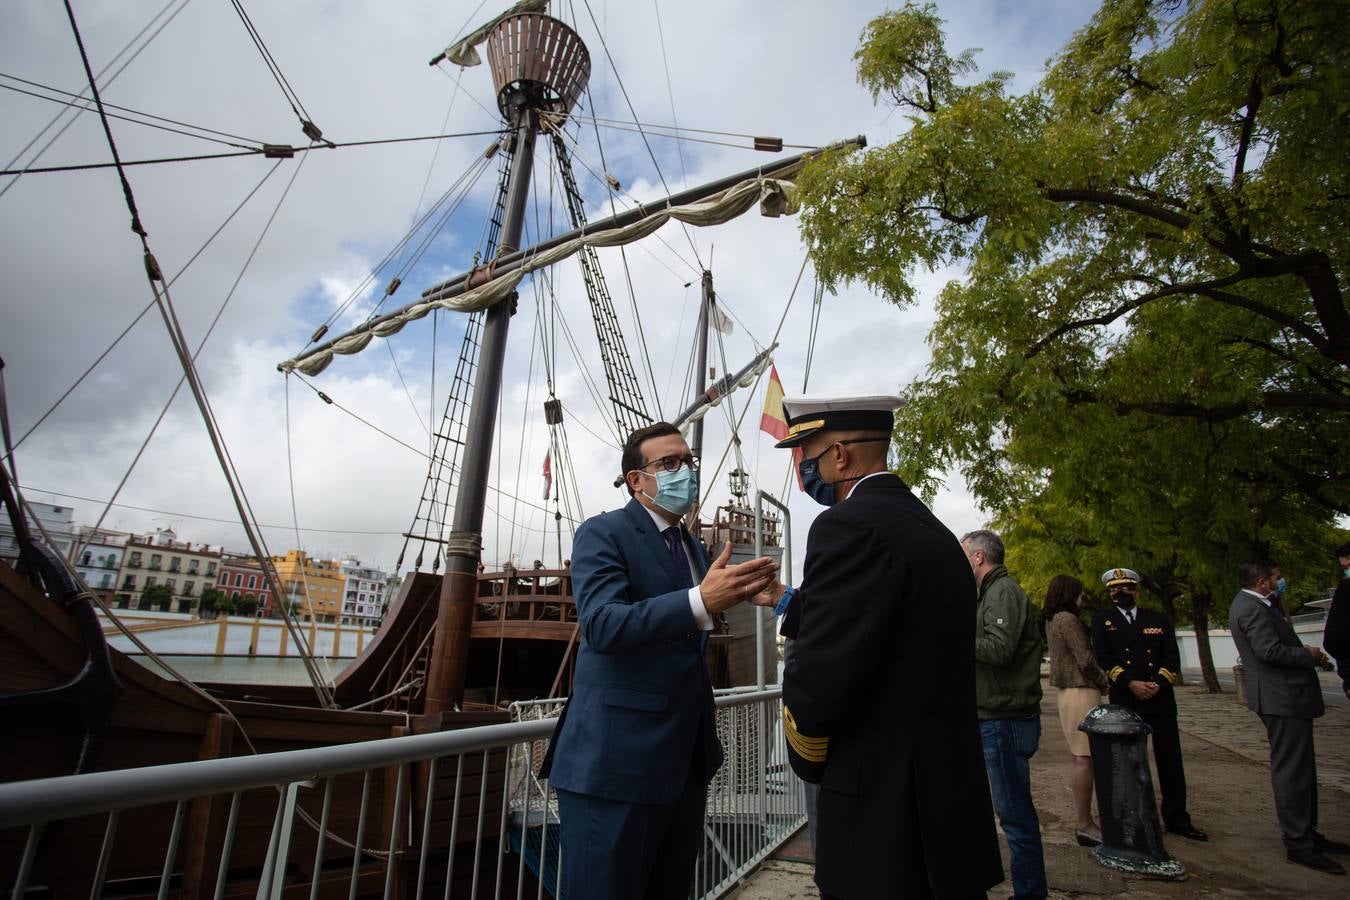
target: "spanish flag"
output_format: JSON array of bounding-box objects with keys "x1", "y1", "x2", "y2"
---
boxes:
[
  {"x1": 760, "y1": 366, "x2": 803, "y2": 488},
  {"x1": 760, "y1": 365, "x2": 789, "y2": 441}
]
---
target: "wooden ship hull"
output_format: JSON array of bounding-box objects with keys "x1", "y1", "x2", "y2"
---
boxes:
[{"x1": 0, "y1": 556, "x2": 526, "y2": 900}]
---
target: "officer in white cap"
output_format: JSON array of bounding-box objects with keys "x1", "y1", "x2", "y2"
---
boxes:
[
  {"x1": 766, "y1": 394, "x2": 1003, "y2": 899},
  {"x1": 1091, "y1": 567, "x2": 1208, "y2": 841}
]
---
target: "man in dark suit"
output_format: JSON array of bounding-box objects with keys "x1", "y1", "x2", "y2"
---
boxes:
[
  {"x1": 1324, "y1": 542, "x2": 1350, "y2": 700},
  {"x1": 1229, "y1": 560, "x2": 1349, "y2": 875},
  {"x1": 766, "y1": 395, "x2": 1003, "y2": 900},
  {"x1": 1091, "y1": 567, "x2": 1207, "y2": 841},
  {"x1": 540, "y1": 422, "x2": 778, "y2": 899}
]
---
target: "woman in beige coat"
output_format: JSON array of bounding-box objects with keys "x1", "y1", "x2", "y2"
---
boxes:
[{"x1": 1045, "y1": 574, "x2": 1108, "y2": 846}]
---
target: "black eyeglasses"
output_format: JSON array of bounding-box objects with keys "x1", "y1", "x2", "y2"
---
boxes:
[
  {"x1": 639, "y1": 454, "x2": 699, "y2": 473},
  {"x1": 1109, "y1": 585, "x2": 1138, "y2": 593}
]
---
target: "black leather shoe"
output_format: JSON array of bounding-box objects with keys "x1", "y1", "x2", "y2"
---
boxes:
[
  {"x1": 1313, "y1": 833, "x2": 1350, "y2": 855},
  {"x1": 1287, "y1": 847, "x2": 1346, "y2": 875},
  {"x1": 1167, "y1": 823, "x2": 1209, "y2": 841},
  {"x1": 1075, "y1": 828, "x2": 1101, "y2": 847}
]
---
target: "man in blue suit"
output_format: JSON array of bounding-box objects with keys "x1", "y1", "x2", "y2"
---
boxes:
[{"x1": 540, "y1": 422, "x2": 779, "y2": 899}]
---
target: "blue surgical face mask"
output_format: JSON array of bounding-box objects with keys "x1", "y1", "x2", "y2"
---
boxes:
[
  {"x1": 1275, "y1": 577, "x2": 1287, "y2": 596},
  {"x1": 641, "y1": 465, "x2": 697, "y2": 516},
  {"x1": 798, "y1": 445, "x2": 839, "y2": 507}
]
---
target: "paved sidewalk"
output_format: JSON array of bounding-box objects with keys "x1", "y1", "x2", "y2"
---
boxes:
[{"x1": 731, "y1": 678, "x2": 1350, "y2": 898}]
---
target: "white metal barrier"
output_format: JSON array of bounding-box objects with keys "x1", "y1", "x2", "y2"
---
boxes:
[{"x1": 0, "y1": 688, "x2": 805, "y2": 899}]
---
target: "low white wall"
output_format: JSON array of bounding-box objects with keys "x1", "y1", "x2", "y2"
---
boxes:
[
  {"x1": 104, "y1": 615, "x2": 378, "y2": 658},
  {"x1": 1176, "y1": 621, "x2": 1330, "y2": 669}
]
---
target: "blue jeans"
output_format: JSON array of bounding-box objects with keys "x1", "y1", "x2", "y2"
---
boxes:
[{"x1": 980, "y1": 716, "x2": 1047, "y2": 899}]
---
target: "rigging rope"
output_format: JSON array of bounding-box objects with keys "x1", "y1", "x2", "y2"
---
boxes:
[
  {"x1": 0, "y1": 0, "x2": 191, "y2": 200},
  {"x1": 74, "y1": 149, "x2": 312, "y2": 564},
  {"x1": 652, "y1": 0, "x2": 692, "y2": 197},
  {"x1": 310, "y1": 148, "x2": 495, "y2": 337},
  {"x1": 576, "y1": 84, "x2": 666, "y2": 420},
  {"x1": 0, "y1": 75, "x2": 264, "y2": 148},
  {"x1": 227, "y1": 0, "x2": 328, "y2": 143},
  {"x1": 577, "y1": 0, "x2": 704, "y2": 270},
  {"x1": 3, "y1": 160, "x2": 286, "y2": 462},
  {"x1": 569, "y1": 114, "x2": 816, "y2": 150},
  {"x1": 60, "y1": 0, "x2": 335, "y2": 705},
  {"x1": 0, "y1": 128, "x2": 508, "y2": 177},
  {"x1": 548, "y1": 132, "x2": 653, "y2": 439}
]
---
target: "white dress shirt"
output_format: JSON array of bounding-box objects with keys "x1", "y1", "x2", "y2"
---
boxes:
[{"x1": 642, "y1": 504, "x2": 712, "y2": 631}]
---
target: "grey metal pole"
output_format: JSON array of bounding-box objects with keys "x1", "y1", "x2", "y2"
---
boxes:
[
  {"x1": 424, "y1": 106, "x2": 540, "y2": 715},
  {"x1": 754, "y1": 490, "x2": 792, "y2": 690}
]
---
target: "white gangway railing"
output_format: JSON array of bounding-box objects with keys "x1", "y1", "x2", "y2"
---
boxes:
[{"x1": 0, "y1": 688, "x2": 805, "y2": 899}]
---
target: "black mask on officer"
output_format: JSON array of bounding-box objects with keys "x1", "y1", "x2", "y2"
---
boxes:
[{"x1": 1110, "y1": 586, "x2": 1138, "y2": 610}]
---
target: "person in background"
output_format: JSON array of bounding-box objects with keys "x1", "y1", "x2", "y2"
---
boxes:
[
  {"x1": 1229, "y1": 561, "x2": 1349, "y2": 875},
  {"x1": 962, "y1": 529, "x2": 1047, "y2": 900},
  {"x1": 1091, "y1": 567, "x2": 1207, "y2": 841},
  {"x1": 1324, "y1": 542, "x2": 1350, "y2": 700},
  {"x1": 1043, "y1": 574, "x2": 1108, "y2": 848}
]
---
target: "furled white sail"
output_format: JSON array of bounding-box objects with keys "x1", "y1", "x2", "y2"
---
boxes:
[{"x1": 279, "y1": 176, "x2": 799, "y2": 376}]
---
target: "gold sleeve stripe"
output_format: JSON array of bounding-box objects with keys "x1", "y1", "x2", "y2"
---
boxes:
[
  {"x1": 1158, "y1": 668, "x2": 1178, "y2": 685},
  {"x1": 783, "y1": 706, "x2": 829, "y2": 763},
  {"x1": 1107, "y1": 666, "x2": 1124, "y2": 683}
]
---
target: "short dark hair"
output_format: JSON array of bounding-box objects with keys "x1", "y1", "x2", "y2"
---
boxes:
[
  {"x1": 1043, "y1": 574, "x2": 1084, "y2": 620},
  {"x1": 619, "y1": 422, "x2": 682, "y2": 495},
  {"x1": 960, "y1": 529, "x2": 1004, "y2": 564},
  {"x1": 1336, "y1": 542, "x2": 1350, "y2": 559},
  {"x1": 1237, "y1": 561, "x2": 1274, "y2": 588}
]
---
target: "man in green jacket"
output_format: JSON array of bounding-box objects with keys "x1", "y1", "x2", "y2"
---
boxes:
[{"x1": 963, "y1": 529, "x2": 1046, "y2": 899}]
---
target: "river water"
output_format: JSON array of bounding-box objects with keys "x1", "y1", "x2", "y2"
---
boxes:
[{"x1": 130, "y1": 654, "x2": 350, "y2": 686}]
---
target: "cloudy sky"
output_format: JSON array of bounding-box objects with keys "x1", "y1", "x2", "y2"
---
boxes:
[{"x1": 1, "y1": 0, "x2": 1098, "y2": 582}]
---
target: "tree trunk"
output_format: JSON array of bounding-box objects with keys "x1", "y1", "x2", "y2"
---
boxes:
[{"x1": 1191, "y1": 589, "x2": 1222, "y2": 693}]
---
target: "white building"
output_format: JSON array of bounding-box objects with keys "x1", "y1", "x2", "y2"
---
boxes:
[
  {"x1": 71, "y1": 526, "x2": 131, "y2": 596},
  {"x1": 339, "y1": 557, "x2": 389, "y2": 627},
  {"x1": 0, "y1": 500, "x2": 76, "y2": 567}
]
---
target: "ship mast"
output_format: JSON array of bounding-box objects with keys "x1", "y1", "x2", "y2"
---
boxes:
[{"x1": 423, "y1": 11, "x2": 591, "y2": 715}]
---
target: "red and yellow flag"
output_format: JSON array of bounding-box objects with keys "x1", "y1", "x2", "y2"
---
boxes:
[
  {"x1": 760, "y1": 365, "x2": 789, "y2": 440},
  {"x1": 760, "y1": 366, "x2": 803, "y2": 488}
]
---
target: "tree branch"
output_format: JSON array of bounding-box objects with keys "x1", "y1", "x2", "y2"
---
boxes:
[
  {"x1": 1061, "y1": 388, "x2": 1350, "y2": 420},
  {"x1": 1233, "y1": 74, "x2": 1263, "y2": 188},
  {"x1": 1044, "y1": 186, "x2": 1192, "y2": 232},
  {"x1": 1025, "y1": 269, "x2": 1262, "y2": 360}
]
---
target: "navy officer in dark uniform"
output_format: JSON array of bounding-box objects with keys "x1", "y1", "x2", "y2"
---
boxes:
[
  {"x1": 764, "y1": 395, "x2": 1003, "y2": 899},
  {"x1": 1091, "y1": 567, "x2": 1207, "y2": 841}
]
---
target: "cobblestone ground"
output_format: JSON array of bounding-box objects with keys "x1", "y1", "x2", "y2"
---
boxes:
[{"x1": 731, "y1": 673, "x2": 1350, "y2": 899}]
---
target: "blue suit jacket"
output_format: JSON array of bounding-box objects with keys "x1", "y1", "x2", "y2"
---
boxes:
[{"x1": 541, "y1": 498, "x2": 724, "y2": 804}]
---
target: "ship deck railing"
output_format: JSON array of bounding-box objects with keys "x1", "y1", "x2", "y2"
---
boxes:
[{"x1": 0, "y1": 687, "x2": 806, "y2": 900}]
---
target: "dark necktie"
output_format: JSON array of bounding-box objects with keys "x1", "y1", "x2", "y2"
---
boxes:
[{"x1": 663, "y1": 526, "x2": 693, "y2": 589}]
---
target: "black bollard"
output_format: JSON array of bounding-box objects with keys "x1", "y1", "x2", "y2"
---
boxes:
[{"x1": 1078, "y1": 704, "x2": 1186, "y2": 879}]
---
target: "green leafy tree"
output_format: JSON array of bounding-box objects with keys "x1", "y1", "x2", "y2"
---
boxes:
[
  {"x1": 235, "y1": 595, "x2": 258, "y2": 617},
  {"x1": 799, "y1": 0, "x2": 1349, "y2": 513},
  {"x1": 198, "y1": 588, "x2": 227, "y2": 617},
  {"x1": 797, "y1": 0, "x2": 1349, "y2": 690},
  {"x1": 140, "y1": 583, "x2": 173, "y2": 612}
]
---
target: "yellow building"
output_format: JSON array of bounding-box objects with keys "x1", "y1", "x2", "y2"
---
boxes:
[{"x1": 271, "y1": 549, "x2": 345, "y2": 623}]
